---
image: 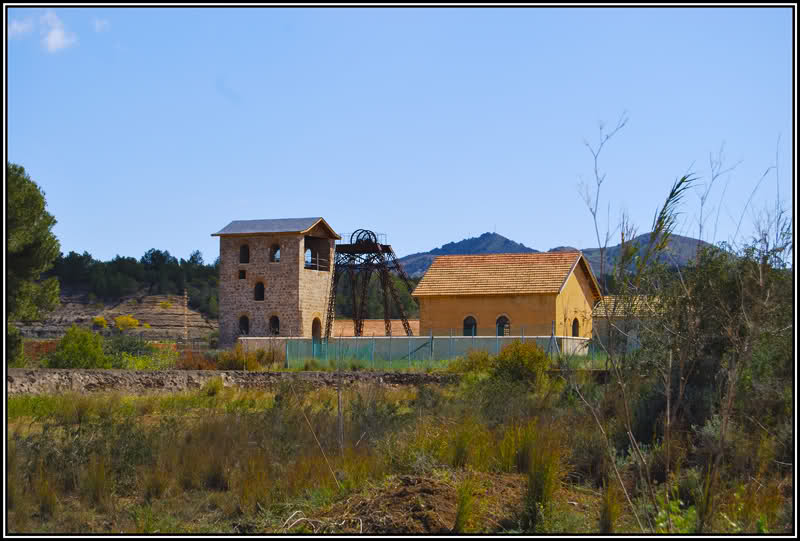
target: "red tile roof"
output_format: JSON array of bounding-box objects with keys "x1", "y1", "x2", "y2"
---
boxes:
[{"x1": 412, "y1": 252, "x2": 595, "y2": 297}]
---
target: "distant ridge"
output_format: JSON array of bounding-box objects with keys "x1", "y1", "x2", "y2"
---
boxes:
[
  {"x1": 396, "y1": 232, "x2": 710, "y2": 278},
  {"x1": 397, "y1": 232, "x2": 538, "y2": 278}
]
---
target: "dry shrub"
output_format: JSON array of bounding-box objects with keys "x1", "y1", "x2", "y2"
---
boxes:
[
  {"x1": 175, "y1": 350, "x2": 217, "y2": 370},
  {"x1": 520, "y1": 422, "x2": 565, "y2": 533},
  {"x1": 450, "y1": 417, "x2": 492, "y2": 470},
  {"x1": 142, "y1": 467, "x2": 169, "y2": 502},
  {"x1": 236, "y1": 454, "x2": 272, "y2": 515},
  {"x1": 82, "y1": 453, "x2": 113, "y2": 511},
  {"x1": 33, "y1": 461, "x2": 57, "y2": 519},
  {"x1": 599, "y1": 478, "x2": 622, "y2": 533}
]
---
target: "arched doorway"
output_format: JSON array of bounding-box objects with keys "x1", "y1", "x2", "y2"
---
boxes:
[
  {"x1": 496, "y1": 316, "x2": 510, "y2": 337},
  {"x1": 238, "y1": 315, "x2": 249, "y2": 336},
  {"x1": 312, "y1": 318, "x2": 322, "y2": 357},
  {"x1": 572, "y1": 318, "x2": 580, "y2": 337}
]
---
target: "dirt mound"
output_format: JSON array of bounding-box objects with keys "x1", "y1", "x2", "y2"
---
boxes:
[{"x1": 301, "y1": 472, "x2": 526, "y2": 534}]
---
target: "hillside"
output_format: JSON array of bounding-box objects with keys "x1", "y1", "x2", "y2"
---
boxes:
[
  {"x1": 15, "y1": 287, "x2": 217, "y2": 340},
  {"x1": 397, "y1": 232, "x2": 709, "y2": 278}
]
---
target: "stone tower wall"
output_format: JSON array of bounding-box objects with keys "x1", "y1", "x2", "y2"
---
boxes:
[{"x1": 218, "y1": 233, "x2": 334, "y2": 347}]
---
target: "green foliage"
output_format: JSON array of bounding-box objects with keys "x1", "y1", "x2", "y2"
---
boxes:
[
  {"x1": 7, "y1": 163, "x2": 61, "y2": 360},
  {"x1": 453, "y1": 478, "x2": 476, "y2": 533},
  {"x1": 7, "y1": 324, "x2": 26, "y2": 367},
  {"x1": 46, "y1": 324, "x2": 110, "y2": 369},
  {"x1": 446, "y1": 349, "x2": 493, "y2": 374},
  {"x1": 492, "y1": 341, "x2": 550, "y2": 387},
  {"x1": 654, "y1": 485, "x2": 697, "y2": 534},
  {"x1": 202, "y1": 377, "x2": 224, "y2": 397}
]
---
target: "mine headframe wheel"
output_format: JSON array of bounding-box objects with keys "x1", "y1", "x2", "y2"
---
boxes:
[{"x1": 351, "y1": 229, "x2": 379, "y2": 246}]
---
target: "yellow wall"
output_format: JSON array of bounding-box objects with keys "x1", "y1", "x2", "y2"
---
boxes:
[
  {"x1": 417, "y1": 263, "x2": 596, "y2": 337},
  {"x1": 418, "y1": 294, "x2": 557, "y2": 336},
  {"x1": 555, "y1": 269, "x2": 594, "y2": 338}
]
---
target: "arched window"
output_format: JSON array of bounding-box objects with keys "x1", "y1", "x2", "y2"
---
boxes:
[
  {"x1": 269, "y1": 316, "x2": 280, "y2": 336},
  {"x1": 239, "y1": 244, "x2": 250, "y2": 264},
  {"x1": 304, "y1": 248, "x2": 312, "y2": 266},
  {"x1": 463, "y1": 316, "x2": 477, "y2": 337},
  {"x1": 496, "y1": 316, "x2": 510, "y2": 337},
  {"x1": 572, "y1": 318, "x2": 580, "y2": 337},
  {"x1": 254, "y1": 282, "x2": 265, "y2": 301},
  {"x1": 239, "y1": 315, "x2": 249, "y2": 336},
  {"x1": 270, "y1": 244, "x2": 281, "y2": 263}
]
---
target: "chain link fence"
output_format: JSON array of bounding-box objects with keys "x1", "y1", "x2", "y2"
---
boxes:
[{"x1": 241, "y1": 331, "x2": 600, "y2": 371}]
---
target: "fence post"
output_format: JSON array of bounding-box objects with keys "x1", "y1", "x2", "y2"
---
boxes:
[
  {"x1": 522, "y1": 326, "x2": 525, "y2": 344},
  {"x1": 371, "y1": 336, "x2": 375, "y2": 369},
  {"x1": 408, "y1": 335, "x2": 411, "y2": 369},
  {"x1": 285, "y1": 339, "x2": 289, "y2": 369},
  {"x1": 448, "y1": 328, "x2": 452, "y2": 361},
  {"x1": 389, "y1": 333, "x2": 392, "y2": 371},
  {"x1": 429, "y1": 329, "x2": 434, "y2": 364},
  {"x1": 496, "y1": 331, "x2": 499, "y2": 355}
]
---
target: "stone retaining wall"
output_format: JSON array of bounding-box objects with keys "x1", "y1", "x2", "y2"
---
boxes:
[{"x1": 6, "y1": 368, "x2": 459, "y2": 396}]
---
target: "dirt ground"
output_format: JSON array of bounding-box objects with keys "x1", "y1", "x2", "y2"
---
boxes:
[{"x1": 292, "y1": 472, "x2": 529, "y2": 534}]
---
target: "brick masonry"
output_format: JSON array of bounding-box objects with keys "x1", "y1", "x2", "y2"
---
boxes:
[{"x1": 218, "y1": 232, "x2": 335, "y2": 347}]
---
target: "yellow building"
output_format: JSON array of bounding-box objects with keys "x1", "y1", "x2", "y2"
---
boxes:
[{"x1": 412, "y1": 252, "x2": 601, "y2": 337}]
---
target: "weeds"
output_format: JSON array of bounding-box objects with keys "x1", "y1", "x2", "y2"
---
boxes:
[{"x1": 453, "y1": 477, "x2": 476, "y2": 533}]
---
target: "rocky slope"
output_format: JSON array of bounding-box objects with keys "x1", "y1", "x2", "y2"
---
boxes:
[{"x1": 15, "y1": 288, "x2": 217, "y2": 340}]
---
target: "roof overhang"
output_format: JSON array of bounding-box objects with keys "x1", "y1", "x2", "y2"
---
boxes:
[{"x1": 211, "y1": 217, "x2": 341, "y2": 240}]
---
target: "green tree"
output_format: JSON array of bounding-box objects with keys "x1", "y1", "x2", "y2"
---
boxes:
[
  {"x1": 46, "y1": 324, "x2": 108, "y2": 369},
  {"x1": 7, "y1": 163, "x2": 61, "y2": 363}
]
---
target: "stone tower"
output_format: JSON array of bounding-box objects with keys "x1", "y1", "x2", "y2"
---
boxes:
[{"x1": 212, "y1": 217, "x2": 340, "y2": 348}]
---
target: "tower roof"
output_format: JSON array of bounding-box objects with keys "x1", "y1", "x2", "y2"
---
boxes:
[{"x1": 211, "y1": 217, "x2": 340, "y2": 239}]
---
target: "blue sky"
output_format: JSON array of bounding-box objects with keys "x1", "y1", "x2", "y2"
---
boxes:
[{"x1": 6, "y1": 7, "x2": 793, "y2": 263}]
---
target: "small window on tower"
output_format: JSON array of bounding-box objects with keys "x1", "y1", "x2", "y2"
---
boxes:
[{"x1": 239, "y1": 270, "x2": 246, "y2": 280}]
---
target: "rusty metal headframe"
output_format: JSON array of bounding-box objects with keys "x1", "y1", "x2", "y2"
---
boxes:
[{"x1": 324, "y1": 229, "x2": 417, "y2": 338}]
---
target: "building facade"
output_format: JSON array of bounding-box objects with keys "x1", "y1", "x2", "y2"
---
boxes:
[
  {"x1": 412, "y1": 252, "x2": 601, "y2": 338},
  {"x1": 212, "y1": 217, "x2": 340, "y2": 347}
]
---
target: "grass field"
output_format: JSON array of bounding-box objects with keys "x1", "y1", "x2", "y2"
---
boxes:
[{"x1": 7, "y1": 348, "x2": 792, "y2": 534}]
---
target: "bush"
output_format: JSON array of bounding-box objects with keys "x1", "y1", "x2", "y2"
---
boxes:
[
  {"x1": 447, "y1": 350, "x2": 493, "y2": 374},
  {"x1": 47, "y1": 325, "x2": 109, "y2": 369},
  {"x1": 92, "y1": 315, "x2": 108, "y2": 330},
  {"x1": 114, "y1": 314, "x2": 139, "y2": 332},
  {"x1": 493, "y1": 341, "x2": 550, "y2": 388},
  {"x1": 7, "y1": 324, "x2": 25, "y2": 366}
]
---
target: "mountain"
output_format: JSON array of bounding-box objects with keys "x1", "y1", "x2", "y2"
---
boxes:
[
  {"x1": 579, "y1": 233, "x2": 711, "y2": 275},
  {"x1": 396, "y1": 233, "x2": 538, "y2": 277},
  {"x1": 396, "y1": 232, "x2": 710, "y2": 278}
]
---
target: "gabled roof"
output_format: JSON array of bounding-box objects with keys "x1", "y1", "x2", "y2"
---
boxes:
[
  {"x1": 211, "y1": 217, "x2": 341, "y2": 239},
  {"x1": 412, "y1": 251, "x2": 601, "y2": 300}
]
